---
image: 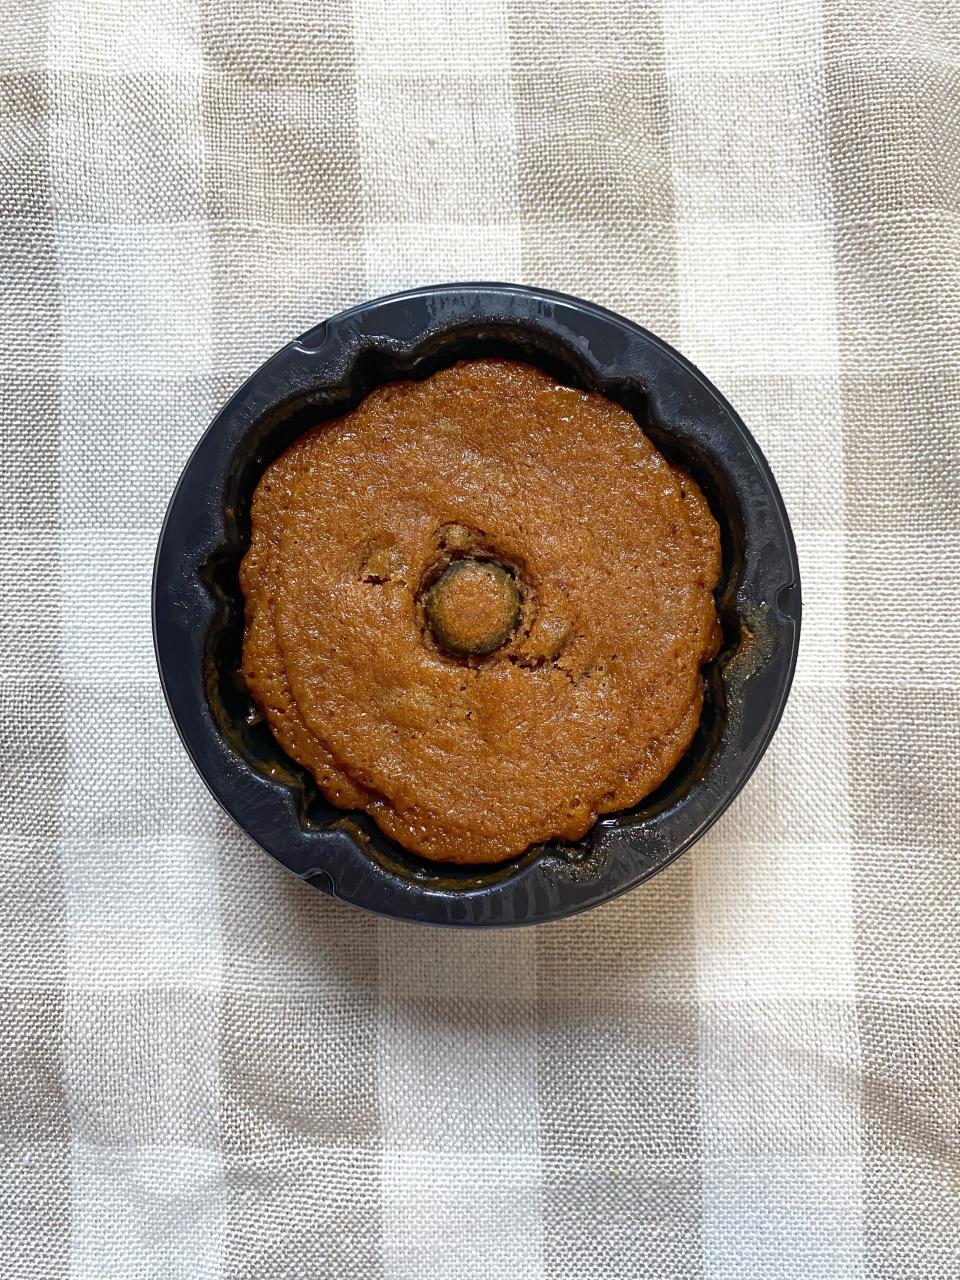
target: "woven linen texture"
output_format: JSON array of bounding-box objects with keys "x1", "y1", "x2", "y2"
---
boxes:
[{"x1": 1, "y1": 1, "x2": 957, "y2": 1276}]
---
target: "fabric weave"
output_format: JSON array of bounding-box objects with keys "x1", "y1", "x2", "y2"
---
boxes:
[{"x1": 1, "y1": 1, "x2": 958, "y2": 1276}]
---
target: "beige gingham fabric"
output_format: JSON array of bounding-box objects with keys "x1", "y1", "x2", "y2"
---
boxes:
[{"x1": 2, "y1": 0, "x2": 958, "y2": 1276}]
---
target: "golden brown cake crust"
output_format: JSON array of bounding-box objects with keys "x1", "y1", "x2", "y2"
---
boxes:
[{"x1": 240, "y1": 360, "x2": 721, "y2": 864}]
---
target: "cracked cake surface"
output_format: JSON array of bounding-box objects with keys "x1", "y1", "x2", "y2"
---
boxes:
[{"x1": 239, "y1": 359, "x2": 721, "y2": 864}]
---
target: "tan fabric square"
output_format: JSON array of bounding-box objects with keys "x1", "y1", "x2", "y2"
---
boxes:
[
  {"x1": 202, "y1": 0, "x2": 356, "y2": 84},
  {"x1": 538, "y1": 998, "x2": 699, "y2": 1160},
  {"x1": 864, "y1": 1154, "x2": 960, "y2": 1279},
  {"x1": 510, "y1": 0, "x2": 666, "y2": 70},
  {"x1": 511, "y1": 0, "x2": 672, "y2": 225},
  {"x1": 0, "y1": 989, "x2": 66, "y2": 1143},
  {"x1": 825, "y1": 0, "x2": 960, "y2": 61},
  {"x1": 833, "y1": 211, "x2": 958, "y2": 374},
  {"x1": 860, "y1": 1000, "x2": 960, "y2": 1270},
  {"x1": 849, "y1": 690, "x2": 960, "y2": 850},
  {"x1": 0, "y1": 836, "x2": 66, "y2": 987},
  {"x1": 512, "y1": 67, "x2": 674, "y2": 225},
  {"x1": 1, "y1": 231, "x2": 59, "y2": 363},
  {"x1": 841, "y1": 369, "x2": 960, "y2": 534},
  {"x1": 854, "y1": 839, "x2": 960, "y2": 1003},
  {"x1": 203, "y1": 77, "x2": 362, "y2": 224},
  {"x1": 826, "y1": 61, "x2": 960, "y2": 216},
  {"x1": 0, "y1": 374, "x2": 61, "y2": 530},
  {"x1": 0, "y1": 73, "x2": 50, "y2": 220},
  {"x1": 223, "y1": 1149, "x2": 382, "y2": 1280},
  {"x1": 543, "y1": 1157, "x2": 702, "y2": 1279}
]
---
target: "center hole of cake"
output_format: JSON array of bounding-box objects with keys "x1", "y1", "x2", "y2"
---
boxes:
[{"x1": 422, "y1": 558, "x2": 521, "y2": 657}]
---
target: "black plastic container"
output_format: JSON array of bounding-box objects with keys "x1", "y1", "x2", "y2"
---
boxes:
[{"x1": 153, "y1": 284, "x2": 801, "y2": 926}]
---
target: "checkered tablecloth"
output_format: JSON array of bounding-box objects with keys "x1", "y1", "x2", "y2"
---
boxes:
[{"x1": 2, "y1": 1, "x2": 958, "y2": 1276}]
